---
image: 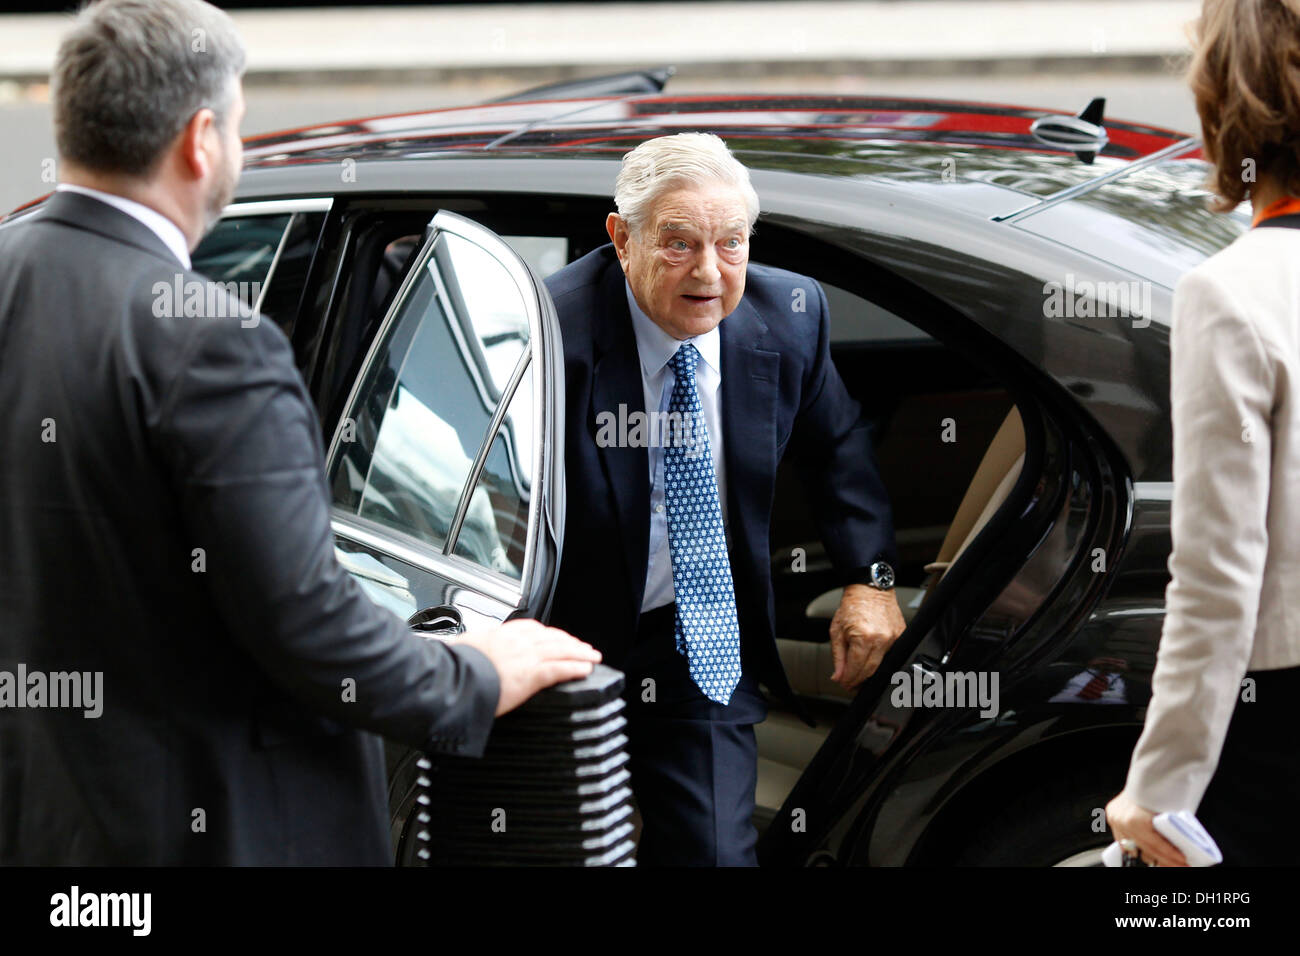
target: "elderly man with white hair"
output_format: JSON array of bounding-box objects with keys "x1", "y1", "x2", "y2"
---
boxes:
[{"x1": 545, "y1": 133, "x2": 905, "y2": 866}]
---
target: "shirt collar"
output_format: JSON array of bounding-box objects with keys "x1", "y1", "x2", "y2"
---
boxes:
[
  {"x1": 55, "y1": 183, "x2": 192, "y2": 270},
  {"x1": 624, "y1": 280, "x2": 721, "y2": 379}
]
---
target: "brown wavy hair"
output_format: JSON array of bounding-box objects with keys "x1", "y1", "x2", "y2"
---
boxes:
[{"x1": 1188, "y1": 0, "x2": 1300, "y2": 211}]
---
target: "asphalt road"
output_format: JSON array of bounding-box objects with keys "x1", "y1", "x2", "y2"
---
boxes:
[{"x1": 0, "y1": 69, "x2": 1200, "y2": 215}]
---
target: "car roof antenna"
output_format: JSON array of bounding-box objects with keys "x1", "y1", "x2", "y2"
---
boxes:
[{"x1": 1029, "y1": 97, "x2": 1108, "y2": 165}]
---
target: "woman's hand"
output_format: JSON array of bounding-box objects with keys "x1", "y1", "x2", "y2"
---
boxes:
[{"x1": 1104, "y1": 792, "x2": 1189, "y2": 867}]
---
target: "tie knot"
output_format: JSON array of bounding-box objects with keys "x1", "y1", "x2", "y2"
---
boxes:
[{"x1": 669, "y1": 342, "x2": 701, "y2": 379}]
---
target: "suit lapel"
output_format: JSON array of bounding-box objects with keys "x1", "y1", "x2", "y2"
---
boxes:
[
  {"x1": 720, "y1": 297, "x2": 780, "y2": 568},
  {"x1": 590, "y1": 262, "x2": 651, "y2": 608}
]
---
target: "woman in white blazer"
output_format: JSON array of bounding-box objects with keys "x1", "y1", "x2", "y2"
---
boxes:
[{"x1": 1106, "y1": 0, "x2": 1300, "y2": 866}]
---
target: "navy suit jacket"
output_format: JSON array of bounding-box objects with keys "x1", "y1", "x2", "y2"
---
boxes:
[{"x1": 545, "y1": 244, "x2": 896, "y2": 700}]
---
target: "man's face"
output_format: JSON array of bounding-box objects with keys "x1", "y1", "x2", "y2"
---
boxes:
[
  {"x1": 612, "y1": 181, "x2": 750, "y2": 340},
  {"x1": 202, "y1": 79, "x2": 245, "y2": 236}
]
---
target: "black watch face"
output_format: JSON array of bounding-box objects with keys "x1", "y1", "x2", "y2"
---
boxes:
[{"x1": 871, "y1": 562, "x2": 895, "y2": 589}]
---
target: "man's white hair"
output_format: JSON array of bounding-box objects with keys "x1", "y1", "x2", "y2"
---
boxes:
[{"x1": 614, "y1": 133, "x2": 760, "y2": 235}]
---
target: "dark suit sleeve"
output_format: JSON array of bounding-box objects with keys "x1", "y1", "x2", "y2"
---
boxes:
[
  {"x1": 787, "y1": 279, "x2": 898, "y2": 584},
  {"x1": 152, "y1": 306, "x2": 499, "y2": 757}
]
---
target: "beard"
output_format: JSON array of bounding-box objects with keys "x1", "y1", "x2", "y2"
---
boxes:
[{"x1": 199, "y1": 145, "x2": 241, "y2": 239}]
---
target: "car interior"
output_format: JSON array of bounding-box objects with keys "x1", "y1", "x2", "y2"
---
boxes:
[
  {"x1": 750, "y1": 265, "x2": 1024, "y2": 826},
  {"x1": 299, "y1": 196, "x2": 1034, "y2": 832}
]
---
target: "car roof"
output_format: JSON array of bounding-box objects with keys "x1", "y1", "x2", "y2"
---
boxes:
[
  {"x1": 239, "y1": 92, "x2": 1198, "y2": 210},
  {"x1": 5, "y1": 92, "x2": 1199, "y2": 225},
  {"x1": 243, "y1": 92, "x2": 1189, "y2": 160}
]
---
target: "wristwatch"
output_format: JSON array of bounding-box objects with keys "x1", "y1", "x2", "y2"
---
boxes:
[{"x1": 861, "y1": 560, "x2": 895, "y2": 591}]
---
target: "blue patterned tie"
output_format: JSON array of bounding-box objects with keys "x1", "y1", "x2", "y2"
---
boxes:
[{"x1": 664, "y1": 343, "x2": 742, "y2": 704}]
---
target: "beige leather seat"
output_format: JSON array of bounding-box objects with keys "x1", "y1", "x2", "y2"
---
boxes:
[
  {"x1": 755, "y1": 408, "x2": 1026, "y2": 816},
  {"x1": 913, "y1": 406, "x2": 1025, "y2": 590}
]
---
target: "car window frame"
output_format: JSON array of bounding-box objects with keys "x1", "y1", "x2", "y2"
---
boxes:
[
  {"x1": 198, "y1": 197, "x2": 334, "y2": 330},
  {"x1": 324, "y1": 209, "x2": 559, "y2": 612}
]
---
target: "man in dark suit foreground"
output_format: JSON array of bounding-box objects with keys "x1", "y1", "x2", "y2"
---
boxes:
[
  {"x1": 545, "y1": 133, "x2": 906, "y2": 865},
  {"x1": 0, "y1": 0, "x2": 598, "y2": 865}
]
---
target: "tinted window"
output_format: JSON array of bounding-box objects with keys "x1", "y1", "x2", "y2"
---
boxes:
[
  {"x1": 191, "y1": 212, "x2": 325, "y2": 335},
  {"x1": 328, "y1": 229, "x2": 533, "y2": 563},
  {"x1": 191, "y1": 214, "x2": 290, "y2": 308},
  {"x1": 256, "y1": 212, "x2": 325, "y2": 336}
]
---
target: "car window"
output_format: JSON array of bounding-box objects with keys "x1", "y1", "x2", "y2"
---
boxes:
[
  {"x1": 327, "y1": 226, "x2": 534, "y2": 567},
  {"x1": 500, "y1": 235, "x2": 569, "y2": 279},
  {"x1": 255, "y1": 212, "x2": 325, "y2": 336},
  {"x1": 451, "y1": 362, "x2": 533, "y2": 578},
  {"x1": 436, "y1": 231, "x2": 530, "y2": 398},
  {"x1": 191, "y1": 211, "x2": 324, "y2": 334},
  {"x1": 191, "y1": 214, "x2": 290, "y2": 307}
]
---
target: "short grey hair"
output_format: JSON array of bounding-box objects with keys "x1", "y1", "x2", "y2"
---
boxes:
[
  {"x1": 614, "y1": 133, "x2": 760, "y2": 235},
  {"x1": 53, "y1": 0, "x2": 246, "y2": 177}
]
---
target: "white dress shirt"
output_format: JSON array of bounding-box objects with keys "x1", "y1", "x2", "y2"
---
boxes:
[
  {"x1": 625, "y1": 282, "x2": 730, "y2": 612},
  {"x1": 55, "y1": 183, "x2": 191, "y2": 269},
  {"x1": 1123, "y1": 224, "x2": 1300, "y2": 813}
]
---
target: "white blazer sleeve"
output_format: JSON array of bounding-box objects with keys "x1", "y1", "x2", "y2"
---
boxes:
[{"x1": 1122, "y1": 265, "x2": 1277, "y2": 812}]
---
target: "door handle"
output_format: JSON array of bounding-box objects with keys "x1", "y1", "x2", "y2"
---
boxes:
[{"x1": 407, "y1": 605, "x2": 465, "y2": 636}]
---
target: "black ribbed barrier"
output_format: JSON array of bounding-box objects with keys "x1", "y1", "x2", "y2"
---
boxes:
[{"x1": 412, "y1": 663, "x2": 635, "y2": 866}]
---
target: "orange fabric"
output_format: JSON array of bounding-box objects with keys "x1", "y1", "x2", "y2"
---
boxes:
[{"x1": 1252, "y1": 196, "x2": 1300, "y2": 227}]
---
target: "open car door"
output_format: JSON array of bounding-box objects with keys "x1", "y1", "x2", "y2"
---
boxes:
[
  {"x1": 326, "y1": 209, "x2": 564, "y2": 634},
  {"x1": 322, "y1": 210, "x2": 568, "y2": 863}
]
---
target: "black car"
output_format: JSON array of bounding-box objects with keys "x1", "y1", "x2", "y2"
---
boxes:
[{"x1": 5, "y1": 74, "x2": 1249, "y2": 866}]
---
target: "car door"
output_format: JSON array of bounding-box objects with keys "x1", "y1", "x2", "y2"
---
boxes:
[{"x1": 322, "y1": 209, "x2": 564, "y2": 639}]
